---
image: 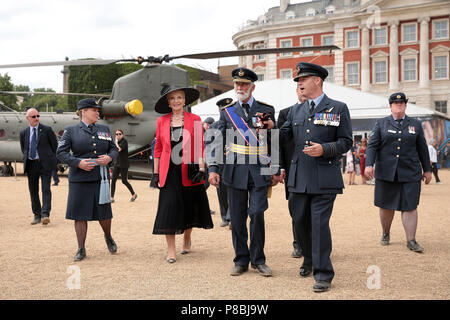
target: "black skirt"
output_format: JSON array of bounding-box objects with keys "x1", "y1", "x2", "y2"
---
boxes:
[
  {"x1": 374, "y1": 179, "x2": 421, "y2": 211},
  {"x1": 66, "y1": 181, "x2": 113, "y2": 221},
  {"x1": 153, "y1": 142, "x2": 213, "y2": 235}
]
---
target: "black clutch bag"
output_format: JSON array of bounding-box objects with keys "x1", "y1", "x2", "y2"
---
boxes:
[
  {"x1": 187, "y1": 163, "x2": 204, "y2": 183},
  {"x1": 187, "y1": 163, "x2": 200, "y2": 180}
]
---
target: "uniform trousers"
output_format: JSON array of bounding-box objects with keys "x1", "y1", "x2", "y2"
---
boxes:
[
  {"x1": 227, "y1": 174, "x2": 268, "y2": 266},
  {"x1": 26, "y1": 160, "x2": 52, "y2": 217},
  {"x1": 288, "y1": 192, "x2": 336, "y2": 283},
  {"x1": 217, "y1": 180, "x2": 229, "y2": 222}
]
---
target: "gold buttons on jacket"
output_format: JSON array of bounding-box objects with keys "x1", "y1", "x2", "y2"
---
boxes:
[
  {"x1": 93, "y1": 151, "x2": 97, "y2": 154},
  {"x1": 308, "y1": 118, "x2": 312, "y2": 122},
  {"x1": 397, "y1": 147, "x2": 400, "y2": 150},
  {"x1": 398, "y1": 138, "x2": 402, "y2": 141},
  {"x1": 306, "y1": 129, "x2": 310, "y2": 133},
  {"x1": 396, "y1": 155, "x2": 399, "y2": 158}
]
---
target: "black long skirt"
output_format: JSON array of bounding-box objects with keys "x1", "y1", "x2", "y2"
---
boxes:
[
  {"x1": 66, "y1": 181, "x2": 113, "y2": 221},
  {"x1": 153, "y1": 160, "x2": 213, "y2": 235},
  {"x1": 374, "y1": 179, "x2": 421, "y2": 211}
]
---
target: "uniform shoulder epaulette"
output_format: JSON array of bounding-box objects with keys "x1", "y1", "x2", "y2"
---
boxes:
[
  {"x1": 219, "y1": 101, "x2": 235, "y2": 111},
  {"x1": 257, "y1": 100, "x2": 273, "y2": 108}
]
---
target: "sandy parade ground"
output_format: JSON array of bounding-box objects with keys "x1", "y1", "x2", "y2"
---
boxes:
[{"x1": 0, "y1": 164, "x2": 449, "y2": 301}]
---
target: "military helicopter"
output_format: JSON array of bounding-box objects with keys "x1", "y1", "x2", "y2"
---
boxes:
[{"x1": 0, "y1": 45, "x2": 339, "y2": 177}]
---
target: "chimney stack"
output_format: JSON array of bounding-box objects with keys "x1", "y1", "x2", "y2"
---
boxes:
[{"x1": 280, "y1": 0, "x2": 290, "y2": 13}]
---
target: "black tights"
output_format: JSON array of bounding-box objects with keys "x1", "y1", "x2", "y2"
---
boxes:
[{"x1": 74, "y1": 219, "x2": 112, "y2": 249}]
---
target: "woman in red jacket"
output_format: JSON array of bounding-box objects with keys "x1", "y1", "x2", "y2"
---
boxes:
[{"x1": 150, "y1": 86, "x2": 213, "y2": 263}]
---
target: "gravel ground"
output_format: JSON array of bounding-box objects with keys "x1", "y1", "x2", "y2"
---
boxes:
[{"x1": 0, "y1": 166, "x2": 449, "y2": 300}]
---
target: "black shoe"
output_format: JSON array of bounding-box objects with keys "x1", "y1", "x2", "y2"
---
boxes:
[
  {"x1": 210, "y1": 210, "x2": 215, "y2": 215},
  {"x1": 104, "y1": 235, "x2": 117, "y2": 253},
  {"x1": 230, "y1": 265, "x2": 248, "y2": 276},
  {"x1": 313, "y1": 281, "x2": 331, "y2": 293},
  {"x1": 31, "y1": 216, "x2": 41, "y2": 225},
  {"x1": 130, "y1": 194, "x2": 138, "y2": 202},
  {"x1": 42, "y1": 216, "x2": 50, "y2": 225},
  {"x1": 52, "y1": 183, "x2": 58, "y2": 186},
  {"x1": 292, "y1": 247, "x2": 302, "y2": 258},
  {"x1": 251, "y1": 264, "x2": 273, "y2": 277},
  {"x1": 407, "y1": 239, "x2": 424, "y2": 253},
  {"x1": 299, "y1": 264, "x2": 312, "y2": 277},
  {"x1": 220, "y1": 220, "x2": 229, "y2": 227},
  {"x1": 380, "y1": 233, "x2": 390, "y2": 246},
  {"x1": 74, "y1": 248, "x2": 86, "y2": 261}
]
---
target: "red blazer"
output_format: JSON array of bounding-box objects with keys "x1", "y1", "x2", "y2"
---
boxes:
[{"x1": 154, "y1": 111, "x2": 205, "y2": 188}]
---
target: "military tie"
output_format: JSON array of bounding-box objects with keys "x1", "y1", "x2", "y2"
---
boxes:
[
  {"x1": 30, "y1": 127, "x2": 37, "y2": 159},
  {"x1": 309, "y1": 101, "x2": 315, "y2": 113},
  {"x1": 242, "y1": 103, "x2": 250, "y2": 118},
  {"x1": 88, "y1": 124, "x2": 94, "y2": 133},
  {"x1": 395, "y1": 119, "x2": 402, "y2": 127}
]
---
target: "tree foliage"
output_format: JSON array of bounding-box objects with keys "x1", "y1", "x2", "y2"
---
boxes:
[{"x1": 0, "y1": 73, "x2": 18, "y2": 109}]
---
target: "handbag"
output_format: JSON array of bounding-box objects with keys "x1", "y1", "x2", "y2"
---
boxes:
[{"x1": 187, "y1": 163, "x2": 204, "y2": 183}]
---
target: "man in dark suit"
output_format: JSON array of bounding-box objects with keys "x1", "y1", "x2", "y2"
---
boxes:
[
  {"x1": 279, "y1": 62, "x2": 353, "y2": 292},
  {"x1": 278, "y1": 90, "x2": 307, "y2": 259},
  {"x1": 207, "y1": 68, "x2": 279, "y2": 277},
  {"x1": 20, "y1": 108, "x2": 58, "y2": 225},
  {"x1": 365, "y1": 92, "x2": 431, "y2": 253}
]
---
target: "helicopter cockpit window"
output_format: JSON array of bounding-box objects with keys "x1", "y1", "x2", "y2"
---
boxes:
[{"x1": 0, "y1": 129, "x2": 5, "y2": 138}]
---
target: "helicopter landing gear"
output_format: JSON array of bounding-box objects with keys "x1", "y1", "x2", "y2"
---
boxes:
[{"x1": 0, "y1": 162, "x2": 14, "y2": 177}]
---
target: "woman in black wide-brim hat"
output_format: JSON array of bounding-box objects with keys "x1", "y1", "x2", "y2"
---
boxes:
[{"x1": 150, "y1": 86, "x2": 213, "y2": 263}]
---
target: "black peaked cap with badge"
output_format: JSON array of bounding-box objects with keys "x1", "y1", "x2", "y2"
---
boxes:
[
  {"x1": 216, "y1": 97, "x2": 233, "y2": 108},
  {"x1": 232, "y1": 67, "x2": 258, "y2": 83},
  {"x1": 293, "y1": 62, "x2": 328, "y2": 82},
  {"x1": 389, "y1": 92, "x2": 408, "y2": 104},
  {"x1": 77, "y1": 98, "x2": 101, "y2": 110}
]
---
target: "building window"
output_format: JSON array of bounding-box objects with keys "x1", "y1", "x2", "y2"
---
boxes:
[
  {"x1": 403, "y1": 58, "x2": 417, "y2": 81},
  {"x1": 374, "y1": 27, "x2": 387, "y2": 45},
  {"x1": 435, "y1": 101, "x2": 447, "y2": 113},
  {"x1": 324, "y1": 66, "x2": 334, "y2": 82},
  {"x1": 301, "y1": 37, "x2": 313, "y2": 55},
  {"x1": 256, "y1": 74, "x2": 265, "y2": 81},
  {"x1": 433, "y1": 19, "x2": 449, "y2": 39},
  {"x1": 280, "y1": 39, "x2": 292, "y2": 57},
  {"x1": 325, "y1": 6, "x2": 335, "y2": 14},
  {"x1": 322, "y1": 35, "x2": 334, "y2": 46},
  {"x1": 346, "y1": 30, "x2": 359, "y2": 48},
  {"x1": 433, "y1": 55, "x2": 448, "y2": 79},
  {"x1": 402, "y1": 23, "x2": 417, "y2": 42},
  {"x1": 374, "y1": 60, "x2": 387, "y2": 83},
  {"x1": 306, "y1": 8, "x2": 315, "y2": 17},
  {"x1": 280, "y1": 69, "x2": 293, "y2": 79},
  {"x1": 254, "y1": 44, "x2": 265, "y2": 61},
  {"x1": 346, "y1": 62, "x2": 359, "y2": 85}
]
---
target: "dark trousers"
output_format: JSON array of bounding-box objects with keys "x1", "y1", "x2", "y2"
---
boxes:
[
  {"x1": 284, "y1": 186, "x2": 301, "y2": 252},
  {"x1": 288, "y1": 192, "x2": 336, "y2": 283},
  {"x1": 217, "y1": 180, "x2": 229, "y2": 222},
  {"x1": 431, "y1": 163, "x2": 441, "y2": 182},
  {"x1": 52, "y1": 169, "x2": 60, "y2": 185},
  {"x1": 228, "y1": 175, "x2": 268, "y2": 266},
  {"x1": 26, "y1": 160, "x2": 52, "y2": 217},
  {"x1": 111, "y1": 167, "x2": 135, "y2": 197}
]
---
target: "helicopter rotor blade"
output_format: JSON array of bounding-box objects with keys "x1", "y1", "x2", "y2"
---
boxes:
[
  {"x1": 0, "y1": 91, "x2": 110, "y2": 98},
  {"x1": 168, "y1": 45, "x2": 340, "y2": 61},
  {"x1": 0, "y1": 59, "x2": 127, "y2": 69}
]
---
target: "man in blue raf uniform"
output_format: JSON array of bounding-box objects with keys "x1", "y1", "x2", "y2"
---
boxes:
[
  {"x1": 279, "y1": 62, "x2": 353, "y2": 292},
  {"x1": 365, "y1": 92, "x2": 431, "y2": 253},
  {"x1": 207, "y1": 68, "x2": 278, "y2": 277}
]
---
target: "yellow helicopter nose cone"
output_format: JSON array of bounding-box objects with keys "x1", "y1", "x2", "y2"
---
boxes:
[{"x1": 125, "y1": 99, "x2": 143, "y2": 115}]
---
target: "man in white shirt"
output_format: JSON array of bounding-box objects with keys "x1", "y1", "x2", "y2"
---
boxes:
[{"x1": 428, "y1": 141, "x2": 441, "y2": 184}]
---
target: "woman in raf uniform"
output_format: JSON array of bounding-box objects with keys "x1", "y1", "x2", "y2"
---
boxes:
[
  {"x1": 150, "y1": 86, "x2": 213, "y2": 263},
  {"x1": 57, "y1": 98, "x2": 119, "y2": 261},
  {"x1": 365, "y1": 92, "x2": 432, "y2": 253}
]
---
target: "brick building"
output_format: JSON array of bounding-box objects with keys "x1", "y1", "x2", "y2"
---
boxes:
[{"x1": 232, "y1": 0, "x2": 450, "y2": 115}]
